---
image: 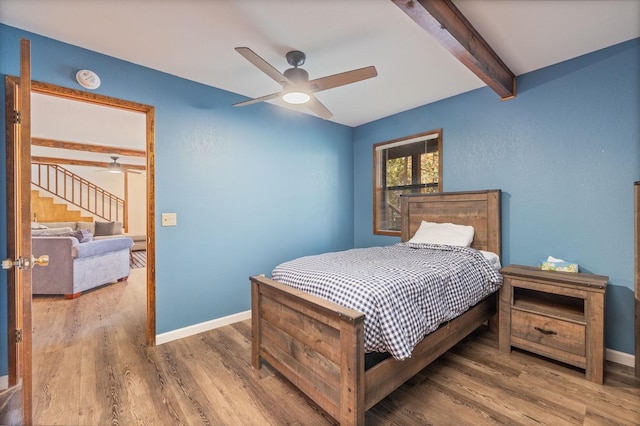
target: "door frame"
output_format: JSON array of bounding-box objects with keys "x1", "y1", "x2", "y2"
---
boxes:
[{"x1": 10, "y1": 79, "x2": 157, "y2": 346}]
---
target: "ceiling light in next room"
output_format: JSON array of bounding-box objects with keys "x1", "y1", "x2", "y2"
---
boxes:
[{"x1": 107, "y1": 156, "x2": 123, "y2": 173}]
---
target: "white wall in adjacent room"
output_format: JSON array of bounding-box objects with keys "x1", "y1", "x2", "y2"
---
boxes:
[{"x1": 127, "y1": 172, "x2": 147, "y2": 235}]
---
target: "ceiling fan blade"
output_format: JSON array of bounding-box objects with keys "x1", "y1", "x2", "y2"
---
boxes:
[
  {"x1": 233, "y1": 92, "x2": 281, "y2": 107},
  {"x1": 307, "y1": 66, "x2": 377, "y2": 93},
  {"x1": 235, "y1": 47, "x2": 292, "y2": 86},
  {"x1": 306, "y1": 95, "x2": 333, "y2": 120}
]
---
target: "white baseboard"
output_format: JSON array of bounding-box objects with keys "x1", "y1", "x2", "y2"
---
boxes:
[
  {"x1": 156, "y1": 310, "x2": 251, "y2": 345},
  {"x1": 0, "y1": 375, "x2": 7, "y2": 390},
  {"x1": 606, "y1": 348, "x2": 635, "y2": 368}
]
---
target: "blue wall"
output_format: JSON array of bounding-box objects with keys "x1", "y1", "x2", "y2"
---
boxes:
[
  {"x1": 1, "y1": 24, "x2": 638, "y2": 377},
  {"x1": 354, "y1": 38, "x2": 640, "y2": 355},
  {"x1": 0, "y1": 24, "x2": 354, "y2": 375}
]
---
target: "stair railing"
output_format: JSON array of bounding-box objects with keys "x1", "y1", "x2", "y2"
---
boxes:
[{"x1": 31, "y1": 162, "x2": 125, "y2": 223}]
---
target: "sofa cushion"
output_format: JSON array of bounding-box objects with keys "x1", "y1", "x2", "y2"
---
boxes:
[
  {"x1": 32, "y1": 227, "x2": 75, "y2": 236},
  {"x1": 32, "y1": 227, "x2": 93, "y2": 243},
  {"x1": 76, "y1": 221, "x2": 96, "y2": 235},
  {"x1": 75, "y1": 237, "x2": 133, "y2": 259},
  {"x1": 94, "y1": 221, "x2": 117, "y2": 236},
  {"x1": 113, "y1": 221, "x2": 123, "y2": 234},
  {"x1": 38, "y1": 221, "x2": 77, "y2": 230}
]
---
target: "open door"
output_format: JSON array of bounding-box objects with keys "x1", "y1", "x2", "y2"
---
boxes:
[{"x1": 0, "y1": 38, "x2": 38, "y2": 425}]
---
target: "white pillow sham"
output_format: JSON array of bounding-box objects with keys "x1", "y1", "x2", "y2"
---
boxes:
[{"x1": 408, "y1": 221, "x2": 475, "y2": 247}]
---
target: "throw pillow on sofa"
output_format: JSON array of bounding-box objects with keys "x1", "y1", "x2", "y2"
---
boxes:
[
  {"x1": 95, "y1": 221, "x2": 117, "y2": 236},
  {"x1": 76, "y1": 221, "x2": 96, "y2": 235},
  {"x1": 73, "y1": 229, "x2": 93, "y2": 243},
  {"x1": 112, "y1": 221, "x2": 123, "y2": 235}
]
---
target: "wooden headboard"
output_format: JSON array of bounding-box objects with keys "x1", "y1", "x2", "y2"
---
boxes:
[{"x1": 400, "y1": 189, "x2": 502, "y2": 256}]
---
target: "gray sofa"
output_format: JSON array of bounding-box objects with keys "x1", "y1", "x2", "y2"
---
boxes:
[
  {"x1": 36, "y1": 221, "x2": 146, "y2": 251},
  {"x1": 32, "y1": 235, "x2": 133, "y2": 298}
]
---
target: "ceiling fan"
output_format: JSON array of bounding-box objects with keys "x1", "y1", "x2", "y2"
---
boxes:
[
  {"x1": 233, "y1": 47, "x2": 378, "y2": 119},
  {"x1": 101, "y1": 156, "x2": 143, "y2": 174}
]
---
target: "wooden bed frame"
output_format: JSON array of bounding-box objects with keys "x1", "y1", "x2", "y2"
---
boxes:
[{"x1": 250, "y1": 190, "x2": 501, "y2": 425}]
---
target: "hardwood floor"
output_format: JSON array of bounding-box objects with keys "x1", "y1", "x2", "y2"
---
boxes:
[{"x1": 33, "y1": 269, "x2": 640, "y2": 425}]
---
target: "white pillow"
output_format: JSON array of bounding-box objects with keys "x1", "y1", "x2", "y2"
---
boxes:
[
  {"x1": 479, "y1": 250, "x2": 501, "y2": 270},
  {"x1": 408, "y1": 221, "x2": 475, "y2": 247}
]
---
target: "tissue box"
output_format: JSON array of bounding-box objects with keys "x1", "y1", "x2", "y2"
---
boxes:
[{"x1": 539, "y1": 260, "x2": 579, "y2": 273}]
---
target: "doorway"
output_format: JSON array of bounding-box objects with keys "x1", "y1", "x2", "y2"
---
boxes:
[
  {"x1": 10, "y1": 81, "x2": 156, "y2": 346},
  {"x1": 27, "y1": 80, "x2": 156, "y2": 345}
]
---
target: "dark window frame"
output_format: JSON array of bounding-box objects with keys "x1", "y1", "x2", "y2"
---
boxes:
[{"x1": 373, "y1": 129, "x2": 442, "y2": 236}]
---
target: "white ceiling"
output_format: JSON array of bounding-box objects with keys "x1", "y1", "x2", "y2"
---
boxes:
[
  {"x1": 1, "y1": 0, "x2": 639, "y2": 127},
  {"x1": 30, "y1": 93, "x2": 147, "y2": 167}
]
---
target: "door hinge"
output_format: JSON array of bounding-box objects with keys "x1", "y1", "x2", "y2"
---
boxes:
[
  {"x1": 15, "y1": 329, "x2": 22, "y2": 343},
  {"x1": 13, "y1": 109, "x2": 21, "y2": 124}
]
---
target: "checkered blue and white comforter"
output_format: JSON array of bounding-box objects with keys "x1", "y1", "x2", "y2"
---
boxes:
[{"x1": 272, "y1": 243, "x2": 503, "y2": 360}]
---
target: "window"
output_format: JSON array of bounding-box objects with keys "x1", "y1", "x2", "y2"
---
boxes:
[{"x1": 373, "y1": 129, "x2": 442, "y2": 235}]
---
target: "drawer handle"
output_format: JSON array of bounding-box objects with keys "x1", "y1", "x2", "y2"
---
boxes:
[{"x1": 535, "y1": 326, "x2": 557, "y2": 336}]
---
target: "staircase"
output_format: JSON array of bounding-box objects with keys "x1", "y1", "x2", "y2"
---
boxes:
[
  {"x1": 31, "y1": 190, "x2": 93, "y2": 223},
  {"x1": 31, "y1": 162, "x2": 126, "y2": 224}
]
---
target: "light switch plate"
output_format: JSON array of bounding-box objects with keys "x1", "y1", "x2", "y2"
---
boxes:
[{"x1": 161, "y1": 212, "x2": 177, "y2": 227}]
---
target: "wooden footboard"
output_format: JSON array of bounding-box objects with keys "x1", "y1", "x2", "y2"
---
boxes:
[
  {"x1": 251, "y1": 275, "x2": 366, "y2": 424},
  {"x1": 251, "y1": 275, "x2": 497, "y2": 425}
]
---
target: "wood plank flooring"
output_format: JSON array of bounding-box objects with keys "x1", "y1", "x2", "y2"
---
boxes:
[{"x1": 32, "y1": 269, "x2": 640, "y2": 425}]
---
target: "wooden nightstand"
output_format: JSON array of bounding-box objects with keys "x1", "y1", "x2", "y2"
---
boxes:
[{"x1": 499, "y1": 264, "x2": 608, "y2": 384}]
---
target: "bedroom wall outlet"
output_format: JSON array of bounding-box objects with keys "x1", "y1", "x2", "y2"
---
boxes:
[{"x1": 161, "y1": 212, "x2": 177, "y2": 227}]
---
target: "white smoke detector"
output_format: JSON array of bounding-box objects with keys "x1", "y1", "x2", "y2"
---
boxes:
[{"x1": 75, "y1": 69, "x2": 101, "y2": 90}]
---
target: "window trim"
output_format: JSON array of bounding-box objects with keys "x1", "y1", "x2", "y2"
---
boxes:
[{"x1": 373, "y1": 129, "x2": 443, "y2": 236}]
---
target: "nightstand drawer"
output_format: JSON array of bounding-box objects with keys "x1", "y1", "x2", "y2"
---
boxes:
[{"x1": 511, "y1": 309, "x2": 585, "y2": 356}]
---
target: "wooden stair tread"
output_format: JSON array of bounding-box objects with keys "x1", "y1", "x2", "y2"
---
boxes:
[{"x1": 31, "y1": 190, "x2": 94, "y2": 222}]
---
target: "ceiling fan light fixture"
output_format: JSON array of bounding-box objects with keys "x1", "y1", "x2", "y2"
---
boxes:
[
  {"x1": 234, "y1": 46, "x2": 376, "y2": 119},
  {"x1": 108, "y1": 156, "x2": 123, "y2": 173},
  {"x1": 282, "y1": 91, "x2": 310, "y2": 105}
]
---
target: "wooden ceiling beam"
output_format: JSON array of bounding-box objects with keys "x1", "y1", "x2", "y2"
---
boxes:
[
  {"x1": 392, "y1": 0, "x2": 516, "y2": 100},
  {"x1": 32, "y1": 156, "x2": 146, "y2": 171},
  {"x1": 32, "y1": 137, "x2": 146, "y2": 157}
]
